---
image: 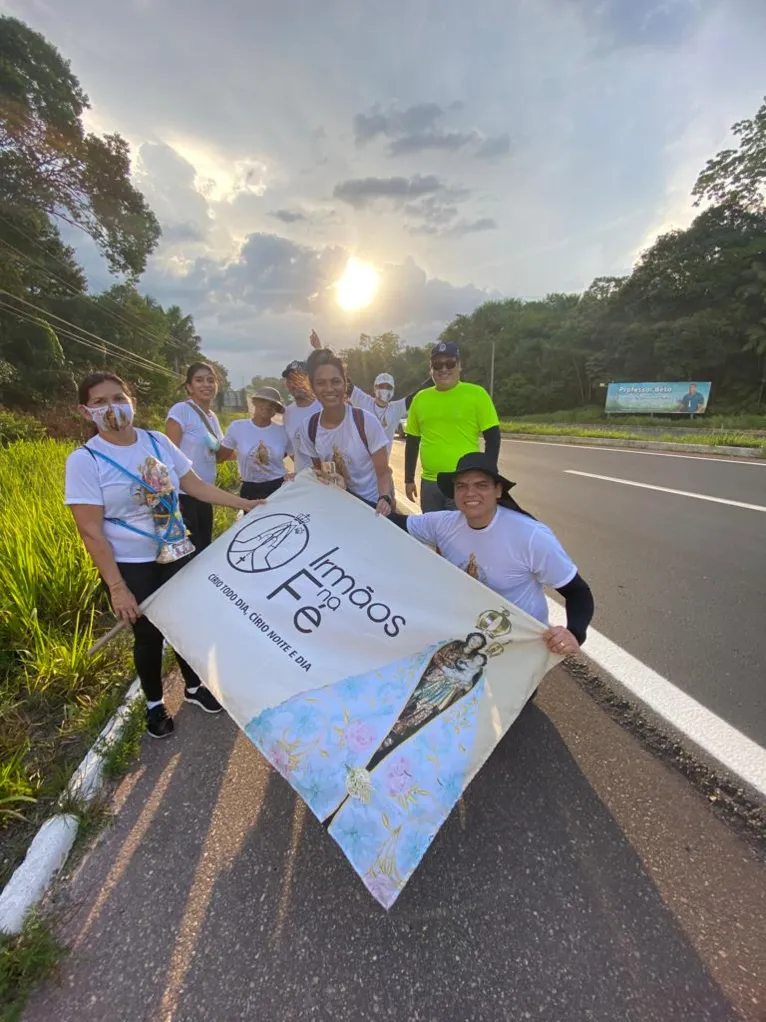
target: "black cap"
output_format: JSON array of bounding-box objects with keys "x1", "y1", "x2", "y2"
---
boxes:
[
  {"x1": 430, "y1": 340, "x2": 460, "y2": 361},
  {"x1": 282, "y1": 359, "x2": 307, "y2": 379},
  {"x1": 437, "y1": 452, "x2": 534, "y2": 518},
  {"x1": 436, "y1": 452, "x2": 510, "y2": 498}
]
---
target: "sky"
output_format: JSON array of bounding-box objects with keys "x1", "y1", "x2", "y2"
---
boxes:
[{"x1": 6, "y1": 0, "x2": 766, "y2": 384}]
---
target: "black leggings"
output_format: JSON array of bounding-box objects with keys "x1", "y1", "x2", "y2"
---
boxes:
[
  {"x1": 240, "y1": 478, "x2": 284, "y2": 500},
  {"x1": 117, "y1": 557, "x2": 202, "y2": 703},
  {"x1": 178, "y1": 494, "x2": 213, "y2": 555}
]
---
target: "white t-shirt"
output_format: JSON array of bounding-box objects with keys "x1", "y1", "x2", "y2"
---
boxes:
[
  {"x1": 64, "y1": 430, "x2": 192, "y2": 563},
  {"x1": 222, "y1": 419, "x2": 289, "y2": 483},
  {"x1": 282, "y1": 399, "x2": 321, "y2": 473},
  {"x1": 166, "y1": 400, "x2": 224, "y2": 485},
  {"x1": 349, "y1": 386, "x2": 407, "y2": 449},
  {"x1": 406, "y1": 506, "x2": 577, "y2": 625},
  {"x1": 298, "y1": 405, "x2": 388, "y2": 503}
]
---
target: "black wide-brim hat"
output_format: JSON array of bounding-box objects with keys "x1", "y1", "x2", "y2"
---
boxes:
[{"x1": 437, "y1": 452, "x2": 514, "y2": 499}]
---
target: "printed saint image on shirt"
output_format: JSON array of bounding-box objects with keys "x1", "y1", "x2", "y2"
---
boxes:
[
  {"x1": 463, "y1": 552, "x2": 487, "y2": 584},
  {"x1": 249, "y1": 440, "x2": 270, "y2": 473},
  {"x1": 132, "y1": 454, "x2": 187, "y2": 550},
  {"x1": 332, "y1": 445, "x2": 350, "y2": 486},
  {"x1": 133, "y1": 455, "x2": 173, "y2": 511}
]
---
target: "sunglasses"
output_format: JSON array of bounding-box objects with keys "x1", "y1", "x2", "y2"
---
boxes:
[{"x1": 431, "y1": 359, "x2": 458, "y2": 371}]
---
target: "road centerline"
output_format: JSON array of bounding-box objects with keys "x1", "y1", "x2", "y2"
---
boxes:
[{"x1": 564, "y1": 470, "x2": 766, "y2": 513}]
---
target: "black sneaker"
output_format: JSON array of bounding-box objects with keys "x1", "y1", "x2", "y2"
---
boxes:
[
  {"x1": 184, "y1": 686, "x2": 223, "y2": 714},
  {"x1": 146, "y1": 703, "x2": 174, "y2": 739}
]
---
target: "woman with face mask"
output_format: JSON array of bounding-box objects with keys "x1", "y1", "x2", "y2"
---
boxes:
[
  {"x1": 65, "y1": 372, "x2": 264, "y2": 738},
  {"x1": 219, "y1": 386, "x2": 291, "y2": 500},
  {"x1": 165, "y1": 362, "x2": 225, "y2": 553},
  {"x1": 299, "y1": 347, "x2": 394, "y2": 515}
]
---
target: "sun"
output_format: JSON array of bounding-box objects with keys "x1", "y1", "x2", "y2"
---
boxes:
[{"x1": 335, "y1": 258, "x2": 379, "y2": 311}]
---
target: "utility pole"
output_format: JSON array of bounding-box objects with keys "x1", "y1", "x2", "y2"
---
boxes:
[{"x1": 489, "y1": 341, "x2": 496, "y2": 399}]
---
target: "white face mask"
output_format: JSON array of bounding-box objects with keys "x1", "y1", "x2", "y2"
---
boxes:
[
  {"x1": 374, "y1": 387, "x2": 393, "y2": 405},
  {"x1": 86, "y1": 401, "x2": 134, "y2": 432}
]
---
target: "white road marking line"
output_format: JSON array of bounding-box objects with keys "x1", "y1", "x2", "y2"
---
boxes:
[
  {"x1": 546, "y1": 599, "x2": 766, "y2": 796},
  {"x1": 502, "y1": 437, "x2": 766, "y2": 466},
  {"x1": 393, "y1": 458, "x2": 766, "y2": 793},
  {"x1": 564, "y1": 470, "x2": 766, "y2": 512}
]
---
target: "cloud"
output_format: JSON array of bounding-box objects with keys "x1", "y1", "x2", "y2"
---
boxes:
[
  {"x1": 475, "y1": 133, "x2": 513, "y2": 159},
  {"x1": 333, "y1": 174, "x2": 455, "y2": 209},
  {"x1": 448, "y1": 217, "x2": 499, "y2": 237},
  {"x1": 352, "y1": 101, "x2": 512, "y2": 160},
  {"x1": 353, "y1": 102, "x2": 444, "y2": 144},
  {"x1": 388, "y1": 130, "x2": 480, "y2": 156},
  {"x1": 270, "y1": 208, "x2": 308, "y2": 223},
  {"x1": 408, "y1": 215, "x2": 498, "y2": 238}
]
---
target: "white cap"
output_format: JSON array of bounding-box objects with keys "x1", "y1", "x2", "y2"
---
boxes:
[{"x1": 374, "y1": 373, "x2": 394, "y2": 389}]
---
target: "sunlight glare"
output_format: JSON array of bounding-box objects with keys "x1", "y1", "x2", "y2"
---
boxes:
[{"x1": 335, "y1": 258, "x2": 379, "y2": 311}]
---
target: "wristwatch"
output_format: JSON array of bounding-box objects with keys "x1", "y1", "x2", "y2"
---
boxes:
[{"x1": 379, "y1": 493, "x2": 393, "y2": 506}]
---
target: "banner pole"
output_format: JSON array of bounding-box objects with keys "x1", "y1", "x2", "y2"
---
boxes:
[{"x1": 86, "y1": 595, "x2": 154, "y2": 656}]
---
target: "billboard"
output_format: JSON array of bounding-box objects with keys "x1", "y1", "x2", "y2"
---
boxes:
[{"x1": 605, "y1": 382, "x2": 711, "y2": 415}]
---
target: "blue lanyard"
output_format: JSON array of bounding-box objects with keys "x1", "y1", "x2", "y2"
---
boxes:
[{"x1": 87, "y1": 431, "x2": 184, "y2": 545}]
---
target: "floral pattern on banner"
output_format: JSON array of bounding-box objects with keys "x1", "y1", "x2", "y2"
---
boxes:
[{"x1": 244, "y1": 641, "x2": 482, "y2": 909}]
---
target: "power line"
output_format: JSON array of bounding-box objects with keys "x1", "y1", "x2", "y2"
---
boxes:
[
  {"x1": 0, "y1": 211, "x2": 197, "y2": 355},
  {"x1": 0, "y1": 291, "x2": 180, "y2": 379},
  {"x1": 0, "y1": 298, "x2": 182, "y2": 380}
]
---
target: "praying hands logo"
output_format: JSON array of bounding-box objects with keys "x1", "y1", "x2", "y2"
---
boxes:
[{"x1": 227, "y1": 513, "x2": 310, "y2": 573}]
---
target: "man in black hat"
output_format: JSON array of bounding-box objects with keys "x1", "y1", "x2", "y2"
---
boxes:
[
  {"x1": 404, "y1": 341, "x2": 500, "y2": 513},
  {"x1": 395, "y1": 452, "x2": 593, "y2": 657},
  {"x1": 281, "y1": 359, "x2": 320, "y2": 473}
]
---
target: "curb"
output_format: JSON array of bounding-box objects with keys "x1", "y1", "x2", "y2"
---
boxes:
[
  {"x1": 0, "y1": 679, "x2": 142, "y2": 936},
  {"x1": 499, "y1": 431, "x2": 765, "y2": 459}
]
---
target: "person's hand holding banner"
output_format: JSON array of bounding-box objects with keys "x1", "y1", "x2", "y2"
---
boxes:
[
  {"x1": 542, "y1": 625, "x2": 579, "y2": 657},
  {"x1": 142, "y1": 472, "x2": 559, "y2": 909}
]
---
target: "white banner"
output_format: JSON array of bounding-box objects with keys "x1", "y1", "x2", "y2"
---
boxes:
[{"x1": 144, "y1": 473, "x2": 558, "y2": 908}]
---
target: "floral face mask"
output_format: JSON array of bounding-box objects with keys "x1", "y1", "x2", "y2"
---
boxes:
[{"x1": 86, "y1": 402, "x2": 134, "y2": 432}]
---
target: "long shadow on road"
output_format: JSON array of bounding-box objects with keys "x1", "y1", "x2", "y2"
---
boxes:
[{"x1": 26, "y1": 692, "x2": 738, "y2": 1022}]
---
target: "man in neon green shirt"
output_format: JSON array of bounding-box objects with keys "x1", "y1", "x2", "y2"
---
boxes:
[{"x1": 404, "y1": 341, "x2": 500, "y2": 511}]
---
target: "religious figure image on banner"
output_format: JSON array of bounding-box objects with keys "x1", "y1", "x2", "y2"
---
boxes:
[
  {"x1": 245, "y1": 609, "x2": 513, "y2": 908},
  {"x1": 141, "y1": 473, "x2": 558, "y2": 910}
]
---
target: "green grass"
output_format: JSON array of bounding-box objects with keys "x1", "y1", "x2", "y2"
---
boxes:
[
  {"x1": 98, "y1": 695, "x2": 147, "y2": 781},
  {"x1": 0, "y1": 439, "x2": 134, "y2": 888},
  {"x1": 0, "y1": 439, "x2": 242, "y2": 888},
  {"x1": 0, "y1": 913, "x2": 66, "y2": 1022},
  {"x1": 508, "y1": 406, "x2": 766, "y2": 431},
  {"x1": 499, "y1": 420, "x2": 766, "y2": 451}
]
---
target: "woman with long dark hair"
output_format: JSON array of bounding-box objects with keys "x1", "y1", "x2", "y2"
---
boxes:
[
  {"x1": 65, "y1": 372, "x2": 264, "y2": 738},
  {"x1": 165, "y1": 362, "x2": 225, "y2": 553},
  {"x1": 300, "y1": 348, "x2": 394, "y2": 515}
]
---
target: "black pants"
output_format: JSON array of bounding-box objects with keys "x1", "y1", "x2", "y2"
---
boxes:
[
  {"x1": 118, "y1": 557, "x2": 202, "y2": 703},
  {"x1": 179, "y1": 494, "x2": 213, "y2": 555},
  {"x1": 240, "y1": 478, "x2": 284, "y2": 500}
]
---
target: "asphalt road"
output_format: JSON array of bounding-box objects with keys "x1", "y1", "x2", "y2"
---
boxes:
[
  {"x1": 21, "y1": 443, "x2": 766, "y2": 1022},
  {"x1": 493, "y1": 440, "x2": 766, "y2": 746},
  {"x1": 23, "y1": 673, "x2": 766, "y2": 1022}
]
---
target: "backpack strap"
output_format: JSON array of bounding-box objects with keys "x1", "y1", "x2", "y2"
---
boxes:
[
  {"x1": 307, "y1": 411, "x2": 320, "y2": 445},
  {"x1": 351, "y1": 406, "x2": 369, "y2": 452},
  {"x1": 307, "y1": 408, "x2": 369, "y2": 452}
]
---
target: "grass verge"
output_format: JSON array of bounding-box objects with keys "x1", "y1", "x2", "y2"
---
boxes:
[
  {"x1": 0, "y1": 913, "x2": 66, "y2": 1022},
  {"x1": 499, "y1": 420, "x2": 766, "y2": 451}
]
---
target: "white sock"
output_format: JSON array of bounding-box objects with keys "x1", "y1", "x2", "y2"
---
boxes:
[{"x1": 146, "y1": 699, "x2": 164, "y2": 710}]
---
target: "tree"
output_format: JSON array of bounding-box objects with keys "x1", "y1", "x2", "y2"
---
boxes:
[
  {"x1": 163, "y1": 305, "x2": 202, "y2": 372},
  {"x1": 0, "y1": 16, "x2": 160, "y2": 276},
  {"x1": 692, "y1": 95, "x2": 766, "y2": 212}
]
